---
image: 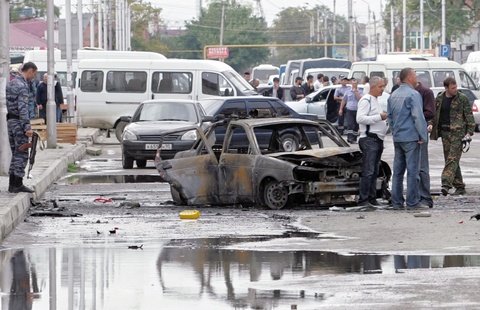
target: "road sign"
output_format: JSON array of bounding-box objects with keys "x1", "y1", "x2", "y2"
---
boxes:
[
  {"x1": 206, "y1": 47, "x2": 229, "y2": 59},
  {"x1": 440, "y1": 44, "x2": 451, "y2": 57}
]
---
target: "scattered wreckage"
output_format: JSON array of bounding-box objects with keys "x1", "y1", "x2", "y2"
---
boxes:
[{"x1": 155, "y1": 118, "x2": 391, "y2": 209}]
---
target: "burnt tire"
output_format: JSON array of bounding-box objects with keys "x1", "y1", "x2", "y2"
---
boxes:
[
  {"x1": 115, "y1": 121, "x2": 128, "y2": 142},
  {"x1": 279, "y1": 133, "x2": 299, "y2": 152},
  {"x1": 122, "y1": 153, "x2": 134, "y2": 169},
  {"x1": 136, "y1": 159, "x2": 147, "y2": 168},
  {"x1": 263, "y1": 180, "x2": 289, "y2": 210}
]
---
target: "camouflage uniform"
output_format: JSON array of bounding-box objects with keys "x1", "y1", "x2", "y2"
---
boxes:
[
  {"x1": 7, "y1": 75, "x2": 32, "y2": 178},
  {"x1": 431, "y1": 90, "x2": 475, "y2": 190},
  {"x1": 27, "y1": 79, "x2": 37, "y2": 120}
]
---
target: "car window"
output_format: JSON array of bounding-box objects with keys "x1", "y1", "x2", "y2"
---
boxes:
[
  {"x1": 433, "y1": 70, "x2": 455, "y2": 87},
  {"x1": 106, "y1": 71, "x2": 147, "y2": 93},
  {"x1": 217, "y1": 101, "x2": 247, "y2": 118},
  {"x1": 458, "y1": 89, "x2": 475, "y2": 105},
  {"x1": 415, "y1": 70, "x2": 432, "y2": 88},
  {"x1": 269, "y1": 100, "x2": 292, "y2": 116},
  {"x1": 248, "y1": 100, "x2": 276, "y2": 117},
  {"x1": 202, "y1": 72, "x2": 233, "y2": 96},
  {"x1": 352, "y1": 71, "x2": 365, "y2": 80},
  {"x1": 136, "y1": 102, "x2": 198, "y2": 122},
  {"x1": 370, "y1": 71, "x2": 385, "y2": 78},
  {"x1": 80, "y1": 70, "x2": 103, "y2": 92},
  {"x1": 151, "y1": 72, "x2": 192, "y2": 94},
  {"x1": 225, "y1": 126, "x2": 251, "y2": 154},
  {"x1": 459, "y1": 70, "x2": 477, "y2": 90}
]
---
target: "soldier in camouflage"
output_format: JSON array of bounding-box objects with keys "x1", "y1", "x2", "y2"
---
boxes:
[
  {"x1": 431, "y1": 77, "x2": 475, "y2": 196},
  {"x1": 6, "y1": 62, "x2": 38, "y2": 193}
]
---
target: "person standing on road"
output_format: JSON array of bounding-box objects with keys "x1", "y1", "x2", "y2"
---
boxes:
[
  {"x1": 244, "y1": 72, "x2": 251, "y2": 82},
  {"x1": 302, "y1": 74, "x2": 315, "y2": 95},
  {"x1": 36, "y1": 73, "x2": 64, "y2": 123},
  {"x1": 314, "y1": 73, "x2": 324, "y2": 91},
  {"x1": 415, "y1": 79, "x2": 436, "y2": 207},
  {"x1": 362, "y1": 76, "x2": 370, "y2": 95},
  {"x1": 339, "y1": 78, "x2": 363, "y2": 144},
  {"x1": 334, "y1": 76, "x2": 350, "y2": 135},
  {"x1": 356, "y1": 76, "x2": 388, "y2": 207},
  {"x1": 262, "y1": 77, "x2": 284, "y2": 100},
  {"x1": 431, "y1": 77, "x2": 475, "y2": 196},
  {"x1": 6, "y1": 62, "x2": 38, "y2": 193},
  {"x1": 387, "y1": 67, "x2": 428, "y2": 210},
  {"x1": 290, "y1": 77, "x2": 306, "y2": 101}
]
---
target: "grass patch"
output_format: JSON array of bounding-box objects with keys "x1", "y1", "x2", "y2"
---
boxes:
[{"x1": 67, "y1": 163, "x2": 79, "y2": 173}]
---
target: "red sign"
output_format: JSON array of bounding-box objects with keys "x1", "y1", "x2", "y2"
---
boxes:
[{"x1": 206, "y1": 47, "x2": 229, "y2": 59}]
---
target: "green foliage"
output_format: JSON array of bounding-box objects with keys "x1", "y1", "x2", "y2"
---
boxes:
[
  {"x1": 129, "y1": 0, "x2": 169, "y2": 53},
  {"x1": 383, "y1": 0, "x2": 480, "y2": 47},
  {"x1": 67, "y1": 163, "x2": 79, "y2": 173},
  {"x1": 269, "y1": 6, "x2": 350, "y2": 64},
  {"x1": 9, "y1": 0, "x2": 60, "y2": 21},
  {"x1": 163, "y1": 0, "x2": 269, "y2": 72}
]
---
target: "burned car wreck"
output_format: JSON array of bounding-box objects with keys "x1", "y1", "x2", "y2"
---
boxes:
[{"x1": 155, "y1": 118, "x2": 391, "y2": 209}]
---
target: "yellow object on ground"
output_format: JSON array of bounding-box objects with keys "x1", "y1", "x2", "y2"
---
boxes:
[{"x1": 179, "y1": 210, "x2": 200, "y2": 219}]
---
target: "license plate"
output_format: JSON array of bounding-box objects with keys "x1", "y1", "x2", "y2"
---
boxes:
[{"x1": 145, "y1": 144, "x2": 171, "y2": 150}]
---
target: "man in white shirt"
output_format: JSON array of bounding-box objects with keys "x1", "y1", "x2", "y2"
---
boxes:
[
  {"x1": 356, "y1": 76, "x2": 388, "y2": 207},
  {"x1": 314, "y1": 73, "x2": 324, "y2": 91}
]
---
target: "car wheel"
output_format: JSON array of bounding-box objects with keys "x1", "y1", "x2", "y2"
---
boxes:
[
  {"x1": 279, "y1": 133, "x2": 299, "y2": 152},
  {"x1": 263, "y1": 180, "x2": 289, "y2": 210},
  {"x1": 136, "y1": 159, "x2": 147, "y2": 168},
  {"x1": 122, "y1": 153, "x2": 134, "y2": 169},
  {"x1": 170, "y1": 187, "x2": 187, "y2": 205},
  {"x1": 115, "y1": 121, "x2": 128, "y2": 142}
]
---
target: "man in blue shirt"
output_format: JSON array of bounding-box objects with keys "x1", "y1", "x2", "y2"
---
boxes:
[
  {"x1": 387, "y1": 67, "x2": 428, "y2": 210},
  {"x1": 334, "y1": 76, "x2": 350, "y2": 134},
  {"x1": 339, "y1": 78, "x2": 363, "y2": 143}
]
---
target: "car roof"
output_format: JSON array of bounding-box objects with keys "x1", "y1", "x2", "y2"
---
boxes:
[
  {"x1": 140, "y1": 99, "x2": 199, "y2": 104},
  {"x1": 200, "y1": 96, "x2": 298, "y2": 116},
  {"x1": 230, "y1": 118, "x2": 321, "y2": 127}
]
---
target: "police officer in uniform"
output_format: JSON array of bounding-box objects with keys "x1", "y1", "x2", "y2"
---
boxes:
[{"x1": 6, "y1": 62, "x2": 38, "y2": 193}]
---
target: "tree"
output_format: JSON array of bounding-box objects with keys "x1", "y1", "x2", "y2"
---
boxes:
[
  {"x1": 9, "y1": 0, "x2": 60, "y2": 21},
  {"x1": 163, "y1": 0, "x2": 269, "y2": 72},
  {"x1": 269, "y1": 6, "x2": 350, "y2": 64},
  {"x1": 382, "y1": 0, "x2": 480, "y2": 49},
  {"x1": 129, "y1": 0, "x2": 169, "y2": 53}
]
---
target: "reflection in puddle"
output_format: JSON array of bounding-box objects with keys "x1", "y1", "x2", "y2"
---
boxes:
[
  {"x1": 58, "y1": 174, "x2": 163, "y2": 185},
  {"x1": 2, "y1": 237, "x2": 480, "y2": 309}
]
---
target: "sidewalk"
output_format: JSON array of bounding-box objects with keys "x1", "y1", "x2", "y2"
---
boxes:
[{"x1": 0, "y1": 128, "x2": 100, "y2": 241}]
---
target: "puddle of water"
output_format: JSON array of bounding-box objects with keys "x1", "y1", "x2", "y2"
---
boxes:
[
  {"x1": 58, "y1": 174, "x2": 163, "y2": 185},
  {"x1": 2, "y1": 237, "x2": 480, "y2": 309}
]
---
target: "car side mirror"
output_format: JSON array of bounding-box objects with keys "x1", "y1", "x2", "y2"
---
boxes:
[
  {"x1": 214, "y1": 114, "x2": 225, "y2": 121},
  {"x1": 120, "y1": 116, "x2": 132, "y2": 123},
  {"x1": 203, "y1": 115, "x2": 214, "y2": 122},
  {"x1": 305, "y1": 97, "x2": 312, "y2": 103}
]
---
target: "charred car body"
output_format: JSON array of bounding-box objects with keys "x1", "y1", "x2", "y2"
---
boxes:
[{"x1": 155, "y1": 118, "x2": 391, "y2": 209}]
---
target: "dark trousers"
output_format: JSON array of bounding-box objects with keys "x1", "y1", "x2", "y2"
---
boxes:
[
  {"x1": 8, "y1": 120, "x2": 29, "y2": 178},
  {"x1": 358, "y1": 136, "x2": 384, "y2": 204},
  {"x1": 345, "y1": 109, "x2": 359, "y2": 142}
]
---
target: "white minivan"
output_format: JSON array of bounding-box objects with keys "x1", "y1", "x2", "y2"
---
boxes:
[
  {"x1": 76, "y1": 58, "x2": 256, "y2": 139},
  {"x1": 349, "y1": 58, "x2": 479, "y2": 93},
  {"x1": 23, "y1": 48, "x2": 166, "y2": 98}
]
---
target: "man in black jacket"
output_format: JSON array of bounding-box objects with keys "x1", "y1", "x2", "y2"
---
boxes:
[
  {"x1": 36, "y1": 73, "x2": 64, "y2": 123},
  {"x1": 262, "y1": 77, "x2": 284, "y2": 100}
]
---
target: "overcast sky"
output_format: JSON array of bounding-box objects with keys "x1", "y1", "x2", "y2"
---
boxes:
[{"x1": 55, "y1": 0, "x2": 384, "y2": 27}]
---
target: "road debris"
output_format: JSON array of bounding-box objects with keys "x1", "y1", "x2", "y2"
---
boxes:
[{"x1": 470, "y1": 213, "x2": 480, "y2": 220}]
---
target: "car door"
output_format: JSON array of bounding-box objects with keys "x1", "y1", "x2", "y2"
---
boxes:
[
  {"x1": 157, "y1": 127, "x2": 220, "y2": 205},
  {"x1": 218, "y1": 124, "x2": 256, "y2": 204}
]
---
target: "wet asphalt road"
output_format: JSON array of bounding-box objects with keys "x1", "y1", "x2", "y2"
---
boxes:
[{"x1": 3, "y1": 130, "x2": 480, "y2": 309}]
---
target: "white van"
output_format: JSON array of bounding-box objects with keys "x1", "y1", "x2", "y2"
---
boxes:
[
  {"x1": 76, "y1": 58, "x2": 256, "y2": 139},
  {"x1": 23, "y1": 49, "x2": 166, "y2": 96},
  {"x1": 349, "y1": 59, "x2": 478, "y2": 93},
  {"x1": 251, "y1": 64, "x2": 280, "y2": 84},
  {"x1": 302, "y1": 68, "x2": 350, "y2": 82},
  {"x1": 462, "y1": 51, "x2": 480, "y2": 85}
]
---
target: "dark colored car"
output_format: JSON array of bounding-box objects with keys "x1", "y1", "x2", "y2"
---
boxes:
[
  {"x1": 200, "y1": 96, "x2": 318, "y2": 151},
  {"x1": 120, "y1": 99, "x2": 212, "y2": 169}
]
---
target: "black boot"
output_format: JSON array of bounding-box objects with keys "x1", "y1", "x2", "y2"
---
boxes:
[
  {"x1": 11, "y1": 176, "x2": 34, "y2": 193},
  {"x1": 8, "y1": 174, "x2": 15, "y2": 193}
]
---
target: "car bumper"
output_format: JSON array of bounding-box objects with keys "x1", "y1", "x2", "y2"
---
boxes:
[{"x1": 122, "y1": 140, "x2": 195, "y2": 160}]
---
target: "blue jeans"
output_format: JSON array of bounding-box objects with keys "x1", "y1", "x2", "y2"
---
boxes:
[
  {"x1": 358, "y1": 136, "x2": 383, "y2": 204},
  {"x1": 56, "y1": 105, "x2": 62, "y2": 122},
  {"x1": 392, "y1": 141, "x2": 421, "y2": 208},
  {"x1": 419, "y1": 140, "x2": 433, "y2": 207}
]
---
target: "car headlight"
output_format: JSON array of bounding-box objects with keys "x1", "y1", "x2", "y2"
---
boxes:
[
  {"x1": 181, "y1": 130, "x2": 197, "y2": 141},
  {"x1": 122, "y1": 129, "x2": 137, "y2": 141}
]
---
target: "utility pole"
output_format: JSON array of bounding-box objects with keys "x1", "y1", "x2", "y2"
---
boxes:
[
  {"x1": 103, "y1": 0, "x2": 108, "y2": 49},
  {"x1": 324, "y1": 13, "x2": 328, "y2": 57},
  {"x1": 109, "y1": 0, "x2": 114, "y2": 50},
  {"x1": 373, "y1": 12, "x2": 378, "y2": 57},
  {"x1": 78, "y1": 0, "x2": 83, "y2": 49},
  {"x1": 441, "y1": 0, "x2": 446, "y2": 45},
  {"x1": 0, "y1": 0, "x2": 10, "y2": 174},
  {"x1": 220, "y1": 2, "x2": 225, "y2": 46},
  {"x1": 420, "y1": 0, "x2": 424, "y2": 53},
  {"x1": 98, "y1": 0, "x2": 103, "y2": 48},
  {"x1": 90, "y1": 0, "x2": 95, "y2": 47},
  {"x1": 115, "y1": 0, "x2": 119, "y2": 49},
  {"x1": 348, "y1": 0, "x2": 353, "y2": 61},
  {"x1": 66, "y1": 0, "x2": 75, "y2": 123},
  {"x1": 390, "y1": 4, "x2": 394, "y2": 52},
  {"x1": 403, "y1": 0, "x2": 406, "y2": 51},
  {"x1": 333, "y1": 0, "x2": 336, "y2": 45},
  {"x1": 47, "y1": 0, "x2": 57, "y2": 148}
]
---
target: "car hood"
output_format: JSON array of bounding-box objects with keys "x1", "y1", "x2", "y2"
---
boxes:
[
  {"x1": 266, "y1": 147, "x2": 362, "y2": 164},
  {"x1": 125, "y1": 121, "x2": 197, "y2": 134}
]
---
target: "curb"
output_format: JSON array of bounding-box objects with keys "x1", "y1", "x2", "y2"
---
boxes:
[{"x1": 0, "y1": 143, "x2": 87, "y2": 242}]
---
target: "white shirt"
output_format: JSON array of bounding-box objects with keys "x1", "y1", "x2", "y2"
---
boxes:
[
  {"x1": 356, "y1": 94, "x2": 387, "y2": 140},
  {"x1": 314, "y1": 80, "x2": 323, "y2": 91}
]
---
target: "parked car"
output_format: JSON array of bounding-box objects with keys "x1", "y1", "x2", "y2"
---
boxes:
[
  {"x1": 431, "y1": 87, "x2": 480, "y2": 132},
  {"x1": 155, "y1": 118, "x2": 391, "y2": 209},
  {"x1": 285, "y1": 85, "x2": 389, "y2": 125},
  {"x1": 200, "y1": 96, "x2": 318, "y2": 151},
  {"x1": 120, "y1": 99, "x2": 213, "y2": 169}
]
